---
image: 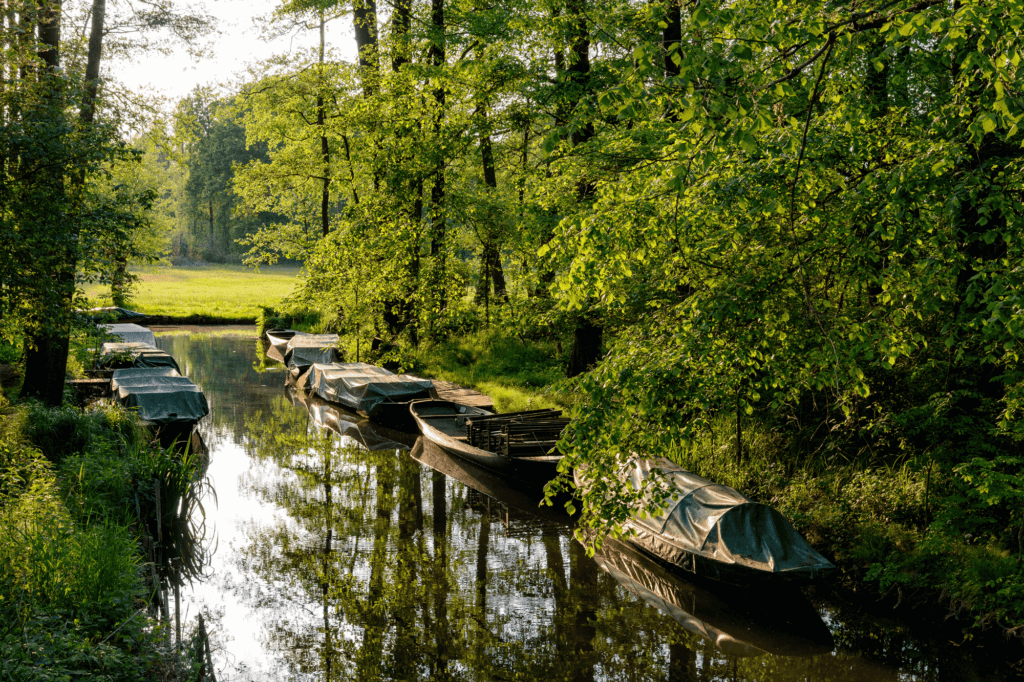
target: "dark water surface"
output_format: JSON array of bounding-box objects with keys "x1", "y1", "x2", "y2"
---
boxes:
[{"x1": 157, "y1": 330, "x2": 1016, "y2": 682}]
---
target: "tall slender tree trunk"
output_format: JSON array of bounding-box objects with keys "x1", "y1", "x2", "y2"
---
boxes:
[
  {"x1": 21, "y1": 0, "x2": 69, "y2": 406},
  {"x1": 353, "y1": 0, "x2": 378, "y2": 94},
  {"x1": 428, "y1": 0, "x2": 447, "y2": 317},
  {"x1": 563, "y1": 0, "x2": 603, "y2": 378},
  {"x1": 317, "y1": 12, "x2": 331, "y2": 236},
  {"x1": 474, "y1": 98, "x2": 507, "y2": 306}
]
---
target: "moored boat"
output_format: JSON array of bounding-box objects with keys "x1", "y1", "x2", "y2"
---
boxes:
[
  {"x1": 300, "y1": 391, "x2": 418, "y2": 451},
  {"x1": 110, "y1": 367, "x2": 210, "y2": 449},
  {"x1": 409, "y1": 399, "x2": 565, "y2": 481},
  {"x1": 304, "y1": 362, "x2": 433, "y2": 426},
  {"x1": 99, "y1": 322, "x2": 156, "y2": 347},
  {"x1": 265, "y1": 329, "x2": 306, "y2": 363},
  {"x1": 83, "y1": 306, "x2": 148, "y2": 323},
  {"x1": 584, "y1": 457, "x2": 834, "y2": 584},
  {"x1": 99, "y1": 342, "x2": 181, "y2": 372},
  {"x1": 411, "y1": 436, "x2": 572, "y2": 528},
  {"x1": 284, "y1": 334, "x2": 341, "y2": 376}
]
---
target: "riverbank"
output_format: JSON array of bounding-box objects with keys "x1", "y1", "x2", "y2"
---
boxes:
[{"x1": 0, "y1": 396, "x2": 205, "y2": 680}]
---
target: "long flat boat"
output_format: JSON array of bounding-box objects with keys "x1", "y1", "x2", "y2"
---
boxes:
[
  {"x1": 299, "y1": 390, "x2": 418, "y2": 451},
  {"x1": 265, "y1": 329, "x2": 306, "y2": 363},
  {"x1": 304, "y1": 362, "x2": 433, "y2": 427},
  {"x1": 284, "y1": 334, "x2": 341, "y2": 377},
  {"x1": 411, "y1": 436, "x2": 572, "y2": 529},
  {"x1": 409, "y1": 399, "x2": 564, "y2": 481},
  {"x1": 110, "y1": 367, "x2": 210, "y2": 449},
  {"x1": 580, "y1": 457, "x2": 834, "y2": 585}
]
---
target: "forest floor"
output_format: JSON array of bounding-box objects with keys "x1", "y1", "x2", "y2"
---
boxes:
[{"x1": 82, "y1": 264, "x2": 303, "y2": 320}]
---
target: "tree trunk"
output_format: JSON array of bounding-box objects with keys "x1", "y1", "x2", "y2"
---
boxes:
[
  {"x1": 428, "y1": 0, "x2": 447, "y2": 315},
  {"x1": 317, "y1": 12, "x2": 331, "y2": 236},
  {"x1": 562, "y1": 0, "x2": 602, "y2": 377},
  {"x1": 353, "y1": 0, "x2": 378, "y2": 95},
  {"x1": 391, "y1": 0, "x2": 411, "y2": 71},
  {"x1": 474, "y1": 101, "x2": 508, "y2": 305},
  {"x1": 662, "y1": 0, "x2": 681, "y2": 79},
  {"x1": 20, "y1": 0, "x2": 69, "y2": 406},
  {"x1": 566, "y1": 316, "x2": 602, "y2": 378}
]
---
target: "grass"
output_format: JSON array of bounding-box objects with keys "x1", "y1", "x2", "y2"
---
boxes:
[
  {"x1": 82, "y1": 264, "x2": 304, "y2": 320},
  {"x1": 411, "y1": 329, "x2": 568, "y2": 413},
  {"x1": 1, "y1": 400, "x2": 207, "y2": 680}
]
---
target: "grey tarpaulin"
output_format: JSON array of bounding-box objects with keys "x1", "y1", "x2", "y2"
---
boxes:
[
  {"x1": 112, "y1": 376, "x2": 201, "y2": 401},
  {"x1": 284, "y1": 334, "x2": 341, "y2": 374},
  {"x1": 100, "y1": 323, "x2": 156, "y2": 347},
  {"x1": 109, "y1": 367, "x2": 180, "y2": 383},
  {"x1": 613, "y1": 457, "x2": 834, "y2": 583},
  {"x1": 99, "y1": 343, "x2": 181, "y2": 372},
  {"x1": 112, "y1": 368, "x2": 209, "y2": 424},
  {"x1": 591, "y1": 535, "x2": 833, "y2": 657},
  {"x1": 306, "y1": 362, "x2": 434, "y2": 418}
]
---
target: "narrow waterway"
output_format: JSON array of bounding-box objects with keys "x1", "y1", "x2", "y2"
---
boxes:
[{"x1": 156, "y1": 329, "x2": 1015, "y2": 682}]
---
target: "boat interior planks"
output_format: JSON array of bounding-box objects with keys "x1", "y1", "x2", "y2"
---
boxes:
[{"x1": 410, "y1": 399, "x2": 564, "y2": 482}]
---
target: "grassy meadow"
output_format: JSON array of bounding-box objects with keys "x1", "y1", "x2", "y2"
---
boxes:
[{"x1": 83, "y1": 264, "x2": 304, "y2": 320}]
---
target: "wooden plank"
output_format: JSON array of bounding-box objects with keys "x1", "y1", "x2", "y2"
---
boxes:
[{"x1": 430, "y1": 380, "x2": 494, "y2": 411}]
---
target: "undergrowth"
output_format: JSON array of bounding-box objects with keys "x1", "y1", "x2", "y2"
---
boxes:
[
  {"x1": 668, "y1": 413, "x2": 1024, "y2": 633},
  {"x1": 0, "y1": 398, "x2": 205, "y2": 680},
  {"x1": 411, "y1": 329, "x2": 568, "y2": 412}
]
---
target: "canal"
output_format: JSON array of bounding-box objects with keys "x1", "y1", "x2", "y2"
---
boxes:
[{"x1": 156, "y1": 329, "x2": 1015, "y2": 681}]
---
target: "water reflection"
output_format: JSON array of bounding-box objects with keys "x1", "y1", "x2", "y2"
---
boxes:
[{"x1": 163, "y1": 332, "x2": 1014, "y2": 682}]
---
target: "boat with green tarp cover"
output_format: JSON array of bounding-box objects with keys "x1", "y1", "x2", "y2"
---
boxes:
[
  {"x1": 289, "y1": 387, "x2": 417, "y2": 451},
  {"x1": 82, "y1": 306, "x2": 148, "y2": 322},
  {"x1": 100, "y1": 322, "x2": 156, "y2": 347},
  {"x1": 301, "y1": 362, "x2": 433, "y2": 425},
  {"x1": 98, "y1": 342, "x2": 180, "y2": 372},
  {"x1": 582, "y1": 457, "x2": 835, "y2": 584},
  {"x1": 284, "y1": 334, "x2": 341, "y2": 376},
  {"x1": 110, "y1": 367, "x2": 210, "y2": 447}
]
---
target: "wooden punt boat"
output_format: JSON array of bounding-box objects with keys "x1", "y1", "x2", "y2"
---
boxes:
[
  {"x1": 265, "y1": 329, "x2": 306, "y2": 363},
  {"x1": 579, "y1": 457, "x2": 835, "y2": 585},
  {"x1": 302, "y1": 362, "x2": 433, "y2": 427},
  {"x1": 409, "y1": 399, "x2": 565, "y2": 481}
]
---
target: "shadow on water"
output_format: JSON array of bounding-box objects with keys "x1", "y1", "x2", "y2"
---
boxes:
[{"x1": 159, "y1": 331, "x2": 1020, "y2": 682}]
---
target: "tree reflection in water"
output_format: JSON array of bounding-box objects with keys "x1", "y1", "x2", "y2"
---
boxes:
[{"x1": 162, "y1": 333, "x2": 1014, "y2": 682}]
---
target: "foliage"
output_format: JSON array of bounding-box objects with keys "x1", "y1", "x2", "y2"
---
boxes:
[
  {"x1": 114, "y1": 0, "x2": 1024, "y2": 631},
  {"x1": 0, "y1": 401, "x2": 189, "y2": 680}
]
